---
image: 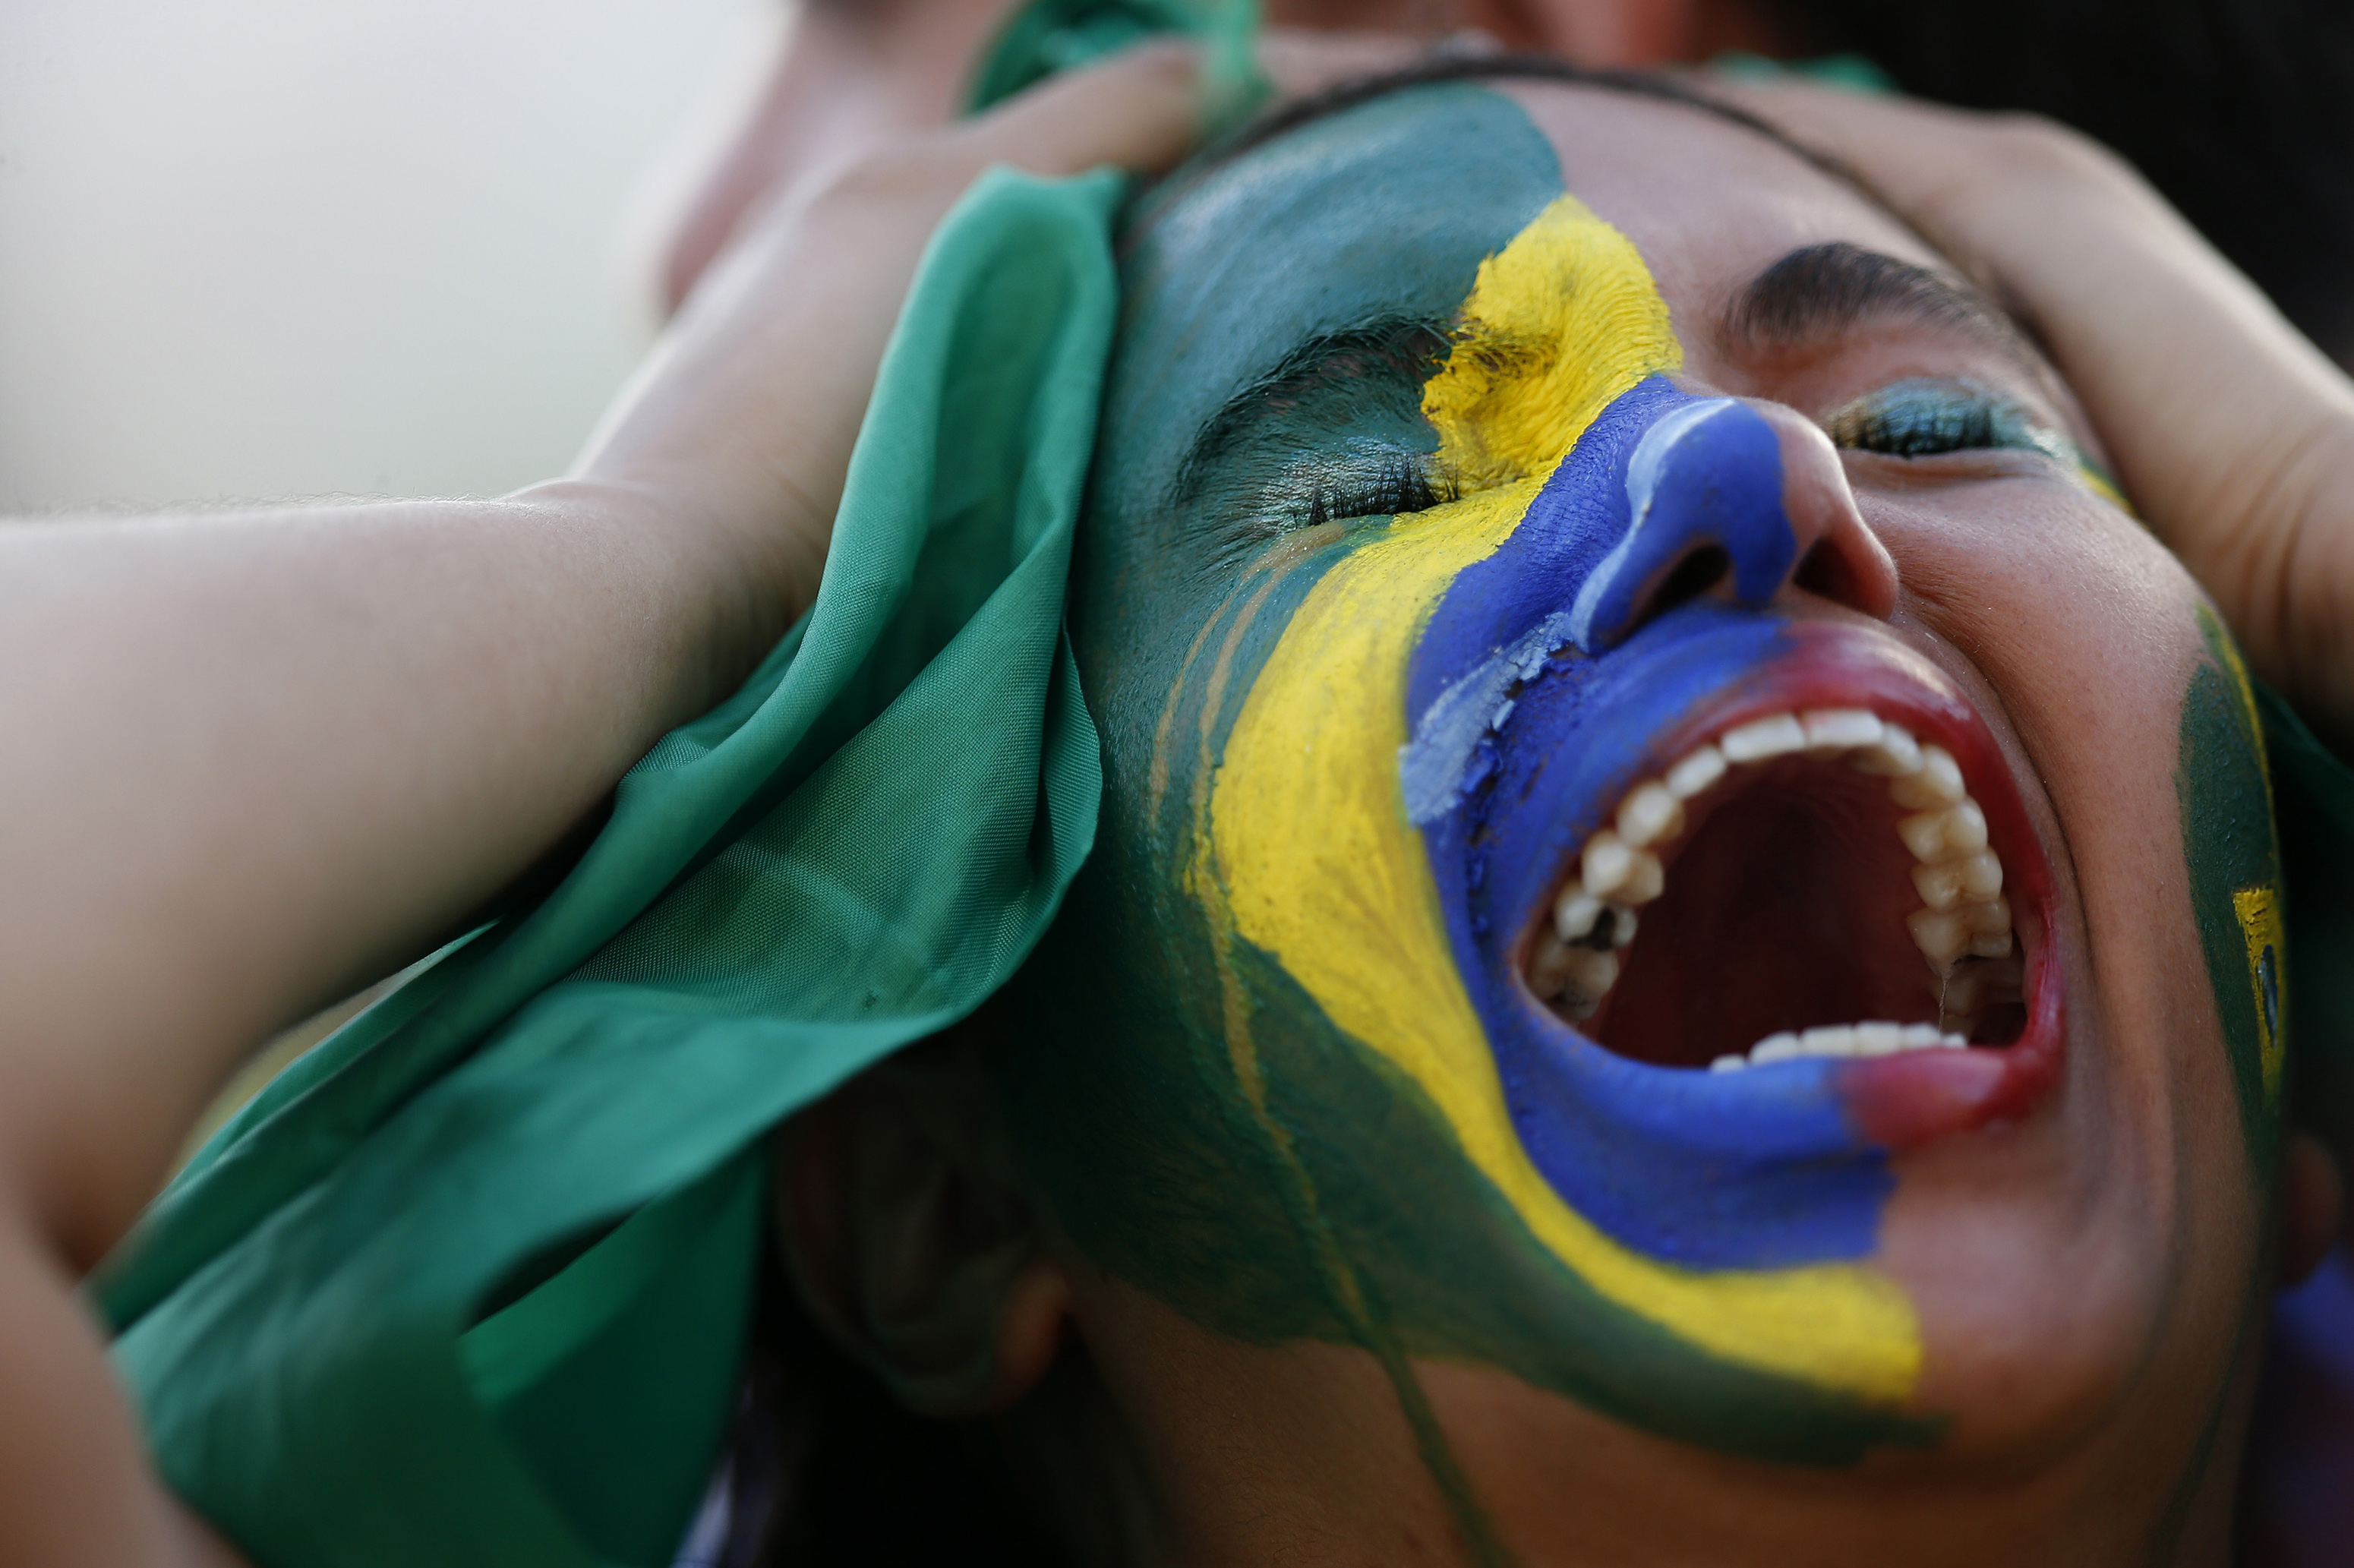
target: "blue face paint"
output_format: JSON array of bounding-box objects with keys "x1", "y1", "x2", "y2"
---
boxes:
[
  {"x1": 1406, "y1": 378, "x2": 1892, "y2": 1270},
  {"x1": 1567, "y1": 395, "x2": 1796, "y2": 653}
]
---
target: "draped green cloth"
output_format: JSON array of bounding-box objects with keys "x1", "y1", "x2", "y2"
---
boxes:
[
  {"x1": 90, "y1": 5, "x2": 2354, "y2": 1564},
  {"x1": 104, "y1": 160, "x2": 1125, "y2": 1568}
]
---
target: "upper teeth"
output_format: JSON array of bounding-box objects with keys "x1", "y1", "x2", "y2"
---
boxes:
[{"x1": 1524, "y1": 706, "x2": 2020, "y2": 1052}]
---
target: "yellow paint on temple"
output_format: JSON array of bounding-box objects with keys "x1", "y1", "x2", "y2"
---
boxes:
[
  {"x1": 2234, "y1": 885, "x2": 2286, "y2": 1106},
  {"x1": 1422, "y1": 195, "x2": 1681, "y2": 492}
]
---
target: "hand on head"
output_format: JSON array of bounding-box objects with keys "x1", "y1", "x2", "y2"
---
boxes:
[
  {"x1": 0, "y1": 40, "x2": 1214, "y2": 1568},
  {"x1": 8, "y1": 17, "x2": 2354, "y2": 1567},
  {"x1": 1702, "y1": 77, "x2": 2354, "y2": 752}
]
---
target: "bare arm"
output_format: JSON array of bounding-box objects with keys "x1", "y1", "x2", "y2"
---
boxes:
[
  {"x1": 1715, "y1": 80, "x2": 2354, "y2": 749},
  {"x1": 0, "y1": 46, "x2": 1201, "y2": 1567}
]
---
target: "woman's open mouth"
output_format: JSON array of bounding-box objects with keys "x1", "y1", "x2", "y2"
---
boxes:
[{"x1": 1506, "y1": 634, "x2": 2059, "y2": 1144}]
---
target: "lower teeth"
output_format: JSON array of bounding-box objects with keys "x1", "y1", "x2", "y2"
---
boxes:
[
  {"x1": 1527, "y1": 939, "x2": 1619, "y2": 1018},
  {"x1": 1709, "y1": 1021, "x2": 1967, "y2": 1072},
  {"x1": 1937, "y1": 950, "x2": 2025, "y2": 1037}
]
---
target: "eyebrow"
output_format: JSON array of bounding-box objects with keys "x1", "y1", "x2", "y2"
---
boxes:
[
  {"x1": 1725, "y1": 242, "x2": 2037, "y2": 364},
  {"x1": 1175, "y1": 248, "x2": 2040, "y2": 503},
  {"x1": 1166, "y1": 77, "x2": 2051, "y2": 490}
]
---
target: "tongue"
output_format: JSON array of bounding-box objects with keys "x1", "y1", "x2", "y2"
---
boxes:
[{"x1": 1588, "y1": 757, "x2": 1936, "y2": 1069}]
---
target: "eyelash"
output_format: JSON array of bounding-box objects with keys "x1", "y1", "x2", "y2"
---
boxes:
[
  {"x1": 1249, "y1": 445, "x2": 1450, "y2": 535},
  {"x1": 1822, "y1": 379, "x2": 2071, "y2": 463},
  {"x1": 1303, "y1": 457, "x2": 1447, "y2": 526},
  {"x1": 1226, "y1": 377, "x2": 2062, "y2": 549}
]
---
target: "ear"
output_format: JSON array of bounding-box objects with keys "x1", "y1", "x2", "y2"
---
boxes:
[{"x1": 775, "y1": 1045, "x2": 1070, "y2": 1418}]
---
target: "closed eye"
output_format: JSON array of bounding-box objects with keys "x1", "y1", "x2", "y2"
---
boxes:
[
  {"x1": 1175, "y1": 317, "x2": 1457, "y2": 556},
  {"x1": 1246, "y1": 439, "x2": 1451, "y2": 532},
  {"x1": 1822, "y1": 378, "x2": 2072, "y2": 464}
]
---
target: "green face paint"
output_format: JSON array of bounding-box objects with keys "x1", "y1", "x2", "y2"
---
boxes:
[
  {"x1": 2177, "y1": 604, "x2": 2287, "y2": 1173},
  {"x1": 994, "y1": 83, "x2": 1936, "y2": 1468}
]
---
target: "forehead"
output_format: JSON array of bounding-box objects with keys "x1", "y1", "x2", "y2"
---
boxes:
[
  {"x1": 1100, "y1": 83, "x2": 1559, "y2": 525},
  {"x1": 1496, "y1": 82, "x2": 1941, "y2": 336},
  {"x1": 1102, "y1": 81, "x2": 1939, "y2": 519}
]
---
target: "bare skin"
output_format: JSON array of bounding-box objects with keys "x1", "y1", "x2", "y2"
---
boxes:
[
  {"x1": 5, "y1": 25, "x2": 2354, "y2": 1568},
  {"x1": 782, "y1": 74, "x2": 2352, "y2": 1568},
  {"x1": 1708, "y1": 78, "x2": 2354, "y2": 752},
  {"x1": 0, "y1": 47, "x2": 1204, "y2": 1568}
]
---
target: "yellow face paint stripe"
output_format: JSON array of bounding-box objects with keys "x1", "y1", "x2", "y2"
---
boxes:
[
  {"x1": 1205, "y1": 196, "x2": 1921, "y2": 1404},
  {"x1": 1422, "y1": 194, "x2": 1680, "y2": 487},
  {"x1": 2233, "y1": 885, "x2": 2286, "y2": 1106},
  {"x1": 2206, "y1": 607, "x2": 2286, "y2": 1110}
]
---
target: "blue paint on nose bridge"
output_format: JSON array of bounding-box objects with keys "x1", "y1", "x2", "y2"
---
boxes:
[
  {"x1": 1564, "y1": 393, "x2": 1794, "y2": 654},
  {"x1": 1398, "y1": 378, "x2": 1892, "y2": 1273},
  {"x1": 1399, "y1": 376, "x2": 1797, "y2": 818}
]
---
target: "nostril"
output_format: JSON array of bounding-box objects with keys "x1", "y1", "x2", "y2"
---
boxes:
[
  {"x1": 1631, "y1": 544, "x2": 1731, "y2": 634},
  {"x1": 1792, "y1": 538, "x2": 1856, "y2": 602}
]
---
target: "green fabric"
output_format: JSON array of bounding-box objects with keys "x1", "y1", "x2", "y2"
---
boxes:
[
  {"x1": 100, "y1": 164, "x2": 1126, "y2": 1568},
  {"x1": 967, "y1": 0, "x2": 1270, "y2": 133},
  {"x1": 1706, "y1": 50, "x2": 1898, "y2": 94}
]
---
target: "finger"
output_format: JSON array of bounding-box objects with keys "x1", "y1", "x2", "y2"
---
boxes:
[
  {"x1": 1256, "y1": 27, "x2": 1428, "y2": 101},
  {"x1": 952, "y1": 27, "x2": 1433, "y2": 182},
  {"x1": 953, "y1": 40, "x2": 1206, "y2": 178}
]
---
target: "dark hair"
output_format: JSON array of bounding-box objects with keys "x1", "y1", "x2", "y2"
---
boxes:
[
  {"x1": 1797, "y1": 0, "x2": 2354, "y2": 361},
  {"x1": 1213, "y1": 50, "x2": 1803, "y2": 164}
]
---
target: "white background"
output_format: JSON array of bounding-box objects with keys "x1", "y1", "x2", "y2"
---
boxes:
[{"x1": 1, "y1": 0, "x2": 774, "y2": 511}]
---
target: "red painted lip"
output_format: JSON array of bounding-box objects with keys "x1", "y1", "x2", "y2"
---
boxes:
[{"x1": 1635, "y1": 622, "x2": 2063, "y2": 1149}]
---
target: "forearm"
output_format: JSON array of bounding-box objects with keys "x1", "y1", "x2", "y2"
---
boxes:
[
  {"x1": 0, "y1": 43, "x2": 1211, "y2": 1568},
  {"x1": 0, "y1": 484, "x2": 768, "y2": 1266},
  {"x1": 0, "y1": 116, "x2": 970, "y2": 1268}
]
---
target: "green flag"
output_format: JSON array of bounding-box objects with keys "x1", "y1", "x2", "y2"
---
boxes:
[{"x1": 105, "y1": 162, "x2": 1125, "y2": 1568}]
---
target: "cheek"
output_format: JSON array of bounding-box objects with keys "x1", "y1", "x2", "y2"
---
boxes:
[
  {"x1": 2174, "y1": 607, "x2": 2286, "y2": 1167},
  {"x1": 1870, "y1": 478, "x2": 2274, "y2": 1439},
  {"x1": 1873, "y1": 482, "x2": 2225, "y2": 1076},
  {"x1": 1889, "y1": 487, "x2": 2275, "y2": 1150}
]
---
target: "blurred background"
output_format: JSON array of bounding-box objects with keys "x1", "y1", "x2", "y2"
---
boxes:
[
  {"x1": 1, "y1": 0, "x2": 771, "y2": 513},
  {"x1": 8, "y1": 0, "x2": 2349, "y2": 516}
]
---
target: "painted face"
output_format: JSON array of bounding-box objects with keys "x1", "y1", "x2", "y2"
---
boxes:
[{"x1": 999, "y1": 77, "x2": 2283, "y2": 1521}]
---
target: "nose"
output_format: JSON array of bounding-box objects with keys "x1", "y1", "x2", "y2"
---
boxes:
[{"x1": 1567, "y1": 396, "x2": 1899, "y2": 654}]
